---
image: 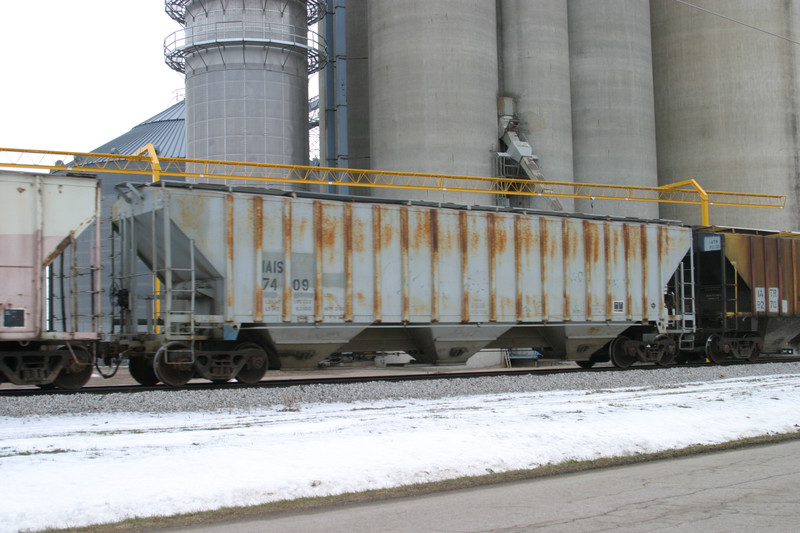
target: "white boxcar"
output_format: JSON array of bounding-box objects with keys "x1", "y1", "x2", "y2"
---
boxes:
[
  {"x1": 0, "y1": 171, "x2": 100, "y2": 388},
  {"x1": 113, "y1": 181, "x2": 692, "y2": 368}
]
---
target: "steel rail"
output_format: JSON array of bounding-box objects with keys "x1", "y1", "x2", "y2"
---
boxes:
[{"x1": 2, "y1": 357, "x2": 798, "y2": 398}]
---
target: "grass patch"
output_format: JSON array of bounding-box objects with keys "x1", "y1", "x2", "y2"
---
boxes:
[
  {"x1": 2, "y1": 449, "x2": 73, "y2": 458},
  {"x1": 42, "y1": 431, "x2": 800, "y2": 533}
]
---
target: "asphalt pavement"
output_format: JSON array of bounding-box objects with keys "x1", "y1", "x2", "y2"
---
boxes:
[{"x1": 166, "y1": 439, "x2": 800, "y2": 532}]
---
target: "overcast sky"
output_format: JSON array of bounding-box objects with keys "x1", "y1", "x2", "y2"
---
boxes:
[{"x1": 0, "y1": 1, "x2": 184, "y2": 154}]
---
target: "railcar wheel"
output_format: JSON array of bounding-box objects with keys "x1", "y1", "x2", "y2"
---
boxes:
[
  {"x1": 153, "y1": 343, "x2": 194, "y2": 387},
  {"x1": 235, "y1": 343, "x2": 268, "y2": 384},
  {"x1": 53, "y1": 344, "x2": 93, "y2": 390},
  {"x1": 610, "y1": 336, "x2": 636, "y2": 369},
  {"x1": 705, "y1": 335, "x2": 727, "y2": 364},
  {"x1": 128, "y1": 356, "x2": 158, "y2": 386},
  {"x1": 576, "y1": 360, "x2": 595, "y2": 369},
  {"x1": 655, "y1": 335, "x2": 678, "y2": 367},
  {"x1": 745, "y1": 334, "x2": 762, "y2": 362}
]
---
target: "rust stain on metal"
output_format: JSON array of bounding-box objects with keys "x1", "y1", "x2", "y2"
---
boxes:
[
  {"x1": 412, "y1": 208, "x2": 432, "y2": 251},
  {"x1": 622, "y1": 224, "x2": 633, "y2": 321},
  {"x1": 489, "y1": 213, "x2": 497, "y2": 322},
  {"x1": 345, "y1": 203, "x2": 353, "y2": 322},
  {"x1": 437, "y1": 212, "x2": 456, "y2": 254},
  {"x1": 409, "y1": 209, "x2": 432, "y2": 319},
  {"x1": 254, "y1": 196, "x2": 263, "y2": 322},
  {"x1": 562, "y1": 220, "x2": 571, "y2": 322},
  {"x1": 319, "y1": 204, "x2": 339, "y2": 264},
  {"x1": 493, "y1": 213, "x2": 509, "y2": 256},
  {"x1": 640, "y1": 225, "x2": 649, "y2": 323},
  {"x1": 540, "y1": 219, "x2": 550, "y2": 322},
  {"x1": 748, "y1": 235, "x2": 761, "y2": 316},
  {"x1": 431, "y1": 209, "x2": 440, "y2": 322},
  {"x1": 656, "y1": 226, "x2": 665, "y2": 320},
  {"x1": 780, "y1": 238, "x2": 790, "y2": 315},
  {"x1": 42, "y1": 234, "x2": 75, "y2": 267},
  {"x1": 282, "y1": 199, "x2": 292, "y2": 322},
  {"x1": 460, "y1": 210, "x2": 470, "y2": 323},
  {"x1": 583, "y1": 221, "x2": 598, "y2": 321},
  {"x1": 793, "y1": 239, "x2": 799, "y2": 315},
  {"x1": 514, "y1": 216, "x2": 524, "y2": 321},
  {"x1": 314, "y1": 201, "x2": 323, "y2": 322},
  {"x1": 604, "y1": 223, "x2": 613, "y2": 320},
  {"x1": 226, "y1": 194, "x2": 234, "y2": 313},
  {"x1": 766, "y1": 238, "x2": 779, "y2": 316},
  {"x1": 351, "y1": 208, "x2": 366, "y2": 255},
  {"x1": 373, "y1": 205, "x2": 382, "y2": 322},
  {"x1": 401, "y1": 208, "x2": 410, "y2": 323}
]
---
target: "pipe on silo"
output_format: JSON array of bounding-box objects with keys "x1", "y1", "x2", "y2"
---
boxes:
[{"x1": 568, "y1": 0, "x2": 659, "y2": 219}]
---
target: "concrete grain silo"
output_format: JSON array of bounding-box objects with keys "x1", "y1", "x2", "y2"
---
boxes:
[
  {"x1": 165, "y1": 0, "x2": 325, "y2": 187},
  {"x1": 499, "y1": 0, "x2": 574, "y2": 211},
  {"x1": 568, "y1": 0, "x2": 660, "y2": 219},
  {"x1": 368, "y1": 0, "x2": 499, "y2": 204},
  {"x1": 343, "y1": 0, "x2": 370, "y2": 172},
  {"x1": 651, "y1": 0, "x2": 800, "y2": 230}
]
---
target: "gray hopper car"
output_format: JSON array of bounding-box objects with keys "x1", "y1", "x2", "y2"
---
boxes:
[{"x1": 110, "y1": 180, "x2": 692, "y2": 386}]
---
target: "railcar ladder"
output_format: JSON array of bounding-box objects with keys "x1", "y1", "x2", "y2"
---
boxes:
[
  {"x1": 725, "y1": 261, "x2": 739, "y2": 330},
  {"x1": 155, "y1": 194, "x2": 199, "y2": 343},
  {"x1": 676, "y1": 252, "x2": 696, "y2": 351},
  {"x1": 162, "y1": 242, "x2": 197, "y2": 341}
]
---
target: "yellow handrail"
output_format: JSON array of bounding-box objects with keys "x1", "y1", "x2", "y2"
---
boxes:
[{"x1": 1, "y1": 146, "x2": 785, "y2": 226}]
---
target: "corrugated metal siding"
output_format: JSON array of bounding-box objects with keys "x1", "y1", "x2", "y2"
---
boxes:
[
  {"x1": 724, "y1": 233, "x2": 800, "y2": 317},
  {"x1": 89, "y1": 101, "x2": 186, "y2": 159},
  {"x1": 121, "y1": 185, "x2": 692, "y2": 328}
]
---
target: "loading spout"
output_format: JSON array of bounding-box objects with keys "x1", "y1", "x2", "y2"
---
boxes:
[{"x1": 501, "y1": 129, "x2": 564, "y2": 211}]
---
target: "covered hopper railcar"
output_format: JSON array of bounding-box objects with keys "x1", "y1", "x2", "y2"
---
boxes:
[{"x1": 109, "y1": 180, "x2": 693, "y2": 386}]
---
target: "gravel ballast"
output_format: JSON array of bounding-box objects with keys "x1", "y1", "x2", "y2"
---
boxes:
[{"x1": 2, "y1": 362, "x2": 799, "y2": 418}]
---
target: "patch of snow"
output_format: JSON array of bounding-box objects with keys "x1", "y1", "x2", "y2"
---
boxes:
[{"x1": 1, "y1": 372, "x2": 799, "y2": 532}]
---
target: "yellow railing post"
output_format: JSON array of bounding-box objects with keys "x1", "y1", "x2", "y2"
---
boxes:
[
  {"x1": 136, "y1": 144, "x2": 163, "y2": 331},
  {"x1": 658, "y1": 179, "x2": 710, "y2": 225}
]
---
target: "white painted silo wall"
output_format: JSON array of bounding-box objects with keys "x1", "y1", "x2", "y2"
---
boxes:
[
  {"x1": 568, "y1": 0, "x2": 659, "y2": 219},
  {"x1": 368, "y1": 0, "x2": 498, "y2": 205},
  {"x1": 500, "y1": 0, "x2": 574, "y2": 212},
  {"x1": 651, "y1": 0, "x2": 800, "y2": 230}
]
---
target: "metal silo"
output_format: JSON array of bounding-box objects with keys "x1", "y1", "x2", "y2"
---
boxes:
[
  {"x1": 568, "y1": 0, "x2": 659, "y2": 219},
  {"x1": 499, "y1": 0, "x2": 574, "y2": 211},
  {"x1": 165, "y1": 0, "x2": 325, "y2": 187},
  {"x1": 368, "y1": 1, "x2": 499, "y2": 205},
  {"x1": 651, "y1": 0, "x2": 800, "y2": 230}
]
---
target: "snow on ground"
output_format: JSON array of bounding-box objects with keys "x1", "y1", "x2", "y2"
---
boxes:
[{"x1": 2, "y1": 372, "x2": 800, "y2": 533}]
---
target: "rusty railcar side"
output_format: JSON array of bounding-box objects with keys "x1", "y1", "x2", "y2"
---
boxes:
[{"x1": 113, "y1": 182, "x2": 692, "y2": 369}]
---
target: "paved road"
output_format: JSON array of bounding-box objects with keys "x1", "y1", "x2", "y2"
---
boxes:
[{"x1": 170, "y1": 440, "x2": 800, "y2": 532}]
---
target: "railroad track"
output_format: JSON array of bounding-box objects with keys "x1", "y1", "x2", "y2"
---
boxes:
[{"x1": 2, "y1": 356, "x2": 798, "y2": 398}]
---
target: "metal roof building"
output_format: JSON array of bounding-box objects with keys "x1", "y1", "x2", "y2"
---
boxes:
[{"x1": 91, "y1": 100, "x2": 186, "y2": 159}]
